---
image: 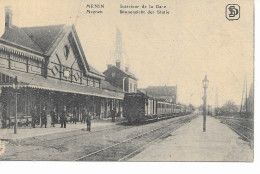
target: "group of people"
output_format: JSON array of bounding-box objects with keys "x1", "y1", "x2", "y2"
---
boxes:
[
  {"x1": 30, "y1": 105, "x2": 92, "y2": 131},
  {"x1": 30, "y1": 105, "x2": 48, "y2": 128},
  {"x1": 29, "y1": 105, "x2": 120, "y2": 131}
]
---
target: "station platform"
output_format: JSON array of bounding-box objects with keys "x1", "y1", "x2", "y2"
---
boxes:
[
  {"x1": 129, "y1": 115, "x2": 253, "y2": 161},
  {"x1": 0, "y1": 117, "x2": 126, "y2": 141}
]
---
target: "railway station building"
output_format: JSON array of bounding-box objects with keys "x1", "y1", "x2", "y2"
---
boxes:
[{"x1": 0, "y1": 7, "x2": 124, "y2": 128}]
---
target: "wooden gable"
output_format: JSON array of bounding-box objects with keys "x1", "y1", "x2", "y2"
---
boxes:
[{"x1": 47, "y1": 30, "x2": 86, "y2": 84}]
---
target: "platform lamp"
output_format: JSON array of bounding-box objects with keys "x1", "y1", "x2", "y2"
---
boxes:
[
  {"x1": 202, "y1": 75, "x2": 209, "y2": 132},
  {"x1": 12, "y1": 76, "x2": 20, "y2": 134}
]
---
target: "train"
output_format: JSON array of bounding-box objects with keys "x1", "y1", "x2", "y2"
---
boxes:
[{"x1": 123, "y1": 93, "x2": 193, "y2": 124}]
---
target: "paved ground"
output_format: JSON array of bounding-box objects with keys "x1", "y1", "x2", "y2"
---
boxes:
[
  {"x1": 129, "y1": 115, "x2": 253, "y2": 161},
  {"x1": 0, "y1": 115, "x2": 254, "y2": 161},
  {"x1": 0, "y1": 117, "x2": 126, "y2": 157},
  {"x1": 0, "y1": 117, "x2": 126, "y2": 140},
  {"x1": 0, "y1": 115, "x2": 195, "y2": 161}
]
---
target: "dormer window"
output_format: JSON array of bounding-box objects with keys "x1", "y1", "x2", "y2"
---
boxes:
[{"x1": 64, "y1": 44, "x2": 70, "y2": 59}]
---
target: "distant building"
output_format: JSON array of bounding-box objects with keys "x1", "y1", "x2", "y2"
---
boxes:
[
  {"x1": 103, "y1": 60, "x2": 138, "y2": 93},
  {"x1": 138, "y1": 85, "x2": 177, "y2": 103}
]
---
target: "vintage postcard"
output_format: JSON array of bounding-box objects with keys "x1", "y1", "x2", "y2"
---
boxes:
[{"x1": 0, "y1": 0, "x2": 254, "y2": 161}]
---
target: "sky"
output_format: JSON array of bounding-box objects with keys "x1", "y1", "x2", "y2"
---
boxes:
[{"x1": 0, "y1": 0, "x2": 254, "y2": 107}]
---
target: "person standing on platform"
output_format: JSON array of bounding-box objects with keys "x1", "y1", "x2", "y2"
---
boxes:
[
  {"x1": 31, "y1": 105, "x2": 37, "y2": 128},
  {"x1": 41, "y1": 106, "x2": 47, "y2": 128},
  {"x1": 81, "y1": 107, "x2": 86, "y2": 124},
  {"x1": 73, "y1": 107, "x2": 77, "y2": 124},
  {"x1": 117, "y1": 110, "x2": 121, "y2": 118},
  {"x1": 86, "y1": 110, "x2": 92, "y2": 132},
  {"x1": 60, "y1": 106, "x2": 68, "y2": 128},
  {"x1": 50, "y1": 107, "x2": 56, "y2": 127},
  {"x1": 111, "y1": 107, "x2": 116, "y2": 122}
]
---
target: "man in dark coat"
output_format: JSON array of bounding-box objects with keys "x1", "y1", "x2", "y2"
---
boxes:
[
  {"x1": 50, "y1": 107, "x2": 56, "y2": 127},
  {"x1": 41, "y1": 106, "x2": 47, "y2": 128},
  {"x1": 111, "y1": 107, "x2": 116, "y2": 122},
  {"x1": 60, "y1": 106, "x2": 68, "y2": 128},
  {"x1": 73, "y1": 107, "x2": 77, "y2": 124},
  {"x1": 81, "y1": 107, "x2": 86, "y2": 124},
  {"x1": 86, "y1": 110, "x2": 91, "y2": 132},
  {"x1": 31, "y1": 105, "x2": 37, "y2": 128}
]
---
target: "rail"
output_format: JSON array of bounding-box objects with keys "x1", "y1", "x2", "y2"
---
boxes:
[{"x1": 75, "y1": 114, "x2": 198, "y2": 161}]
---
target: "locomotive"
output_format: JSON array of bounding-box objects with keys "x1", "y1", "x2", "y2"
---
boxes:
[{"x1": 123, "y1": 93, "x2": 192, "y2": 124}]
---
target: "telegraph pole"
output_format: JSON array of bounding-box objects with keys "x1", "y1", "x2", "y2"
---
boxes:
[{"x1": 202, "y1": 75, "x2": 209, "y2": 132}]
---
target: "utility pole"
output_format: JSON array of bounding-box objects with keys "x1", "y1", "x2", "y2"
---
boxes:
[
  {"x1": 240, "y1": 77, "x2": 247, "y2": 116},
  {"x1": 203, "y1": 88, "x2": 207, "y2": 131},
  {"x1": 214, "y1": 87, "x2": 218, "y2": 116},
  {"x1": 12, "y1": 76, "x2": 19, "y2": 134},
  {"x1": 245, "y1": 77, "x2": 248, "y2": 116},
  {"x1": 202, "y1": 75, "x2": 209, "y2": 132}
]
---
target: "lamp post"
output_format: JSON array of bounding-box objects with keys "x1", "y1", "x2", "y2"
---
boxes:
[
  {"x1": 202, "y1": 75, "x2": 209, "y2": 132},
  {"x1": 12, "y1": 76, "x2": 19, "y2": 134}
]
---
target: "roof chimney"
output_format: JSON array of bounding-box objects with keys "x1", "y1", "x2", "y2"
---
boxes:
[
  {"x1": 125, "y1": 66, "x2": 129, "y2": 72},
  {"x1": 115, "y1": 60, "x2": 121, "y2": 69},
  {"x1": 5, "y1": 6, "x2": 13, "y2": 28}
]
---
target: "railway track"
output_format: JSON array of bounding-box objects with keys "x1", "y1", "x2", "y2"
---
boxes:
[
  {"x1": 75, "y1": 114, "x2": 198, "y2": 161},
  {"x1": 1, "y1": 114, "x2": 197, "y2": 160},
  {"x1": 17, "y1": 114, "x2": 187, "y2": 148},
  {"x1": 225, "y1": 119, "x2": 253, "y2": 131},
  {"x1": 17, "y1": 113, "x2": 192, "y2": 147},
  {"x1": 217, "y1": 117, "x2": 254, "y2": 148},
  {"x1": 216, "y1": 116, "x2": 253, "y2": 121}
]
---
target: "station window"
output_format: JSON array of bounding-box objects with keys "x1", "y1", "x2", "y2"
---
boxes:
[{"x1": 95, "y1": 80, "x2": 100, "y2": 88}]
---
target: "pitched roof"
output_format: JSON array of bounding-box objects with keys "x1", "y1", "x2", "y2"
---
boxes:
[
  {"x1": 1, "y1": 25, "x2": 43, "y2": 53},
  {"x1": 1, "y1": 24, "x2": 104, "y2": 79},
  {"x1": 1, "y1": 24, "x2": 65, "y2": 54},
  {"x1": 104, "y1": 65, "x2": 137, "y2": 80},
  {"x1": 22, "y1": 24, "x2": 65, "y2": 54},
  {"x1": 114, "y1": 65, "x2": 137, "y2": 79}
]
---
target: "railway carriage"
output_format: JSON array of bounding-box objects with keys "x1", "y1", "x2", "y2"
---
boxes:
[
  {"x1": 123, "y1": 93, "x2": 187, "y2": 124},
  {"x1": 123, "y1": 93, "x2": 156, "y2": 123},
  {"x1": 123, "y1": 93, "x2": 146, "y2": 123}
]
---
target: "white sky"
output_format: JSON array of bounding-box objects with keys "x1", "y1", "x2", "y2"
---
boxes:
[{"x1": 0, "y1": 0, "x2": 254, "y2": 107}]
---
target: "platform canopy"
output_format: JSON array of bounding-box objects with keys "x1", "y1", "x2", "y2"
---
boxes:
[{"x1": 0, "y1": 67, "x2": 124, "y2": 100}]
